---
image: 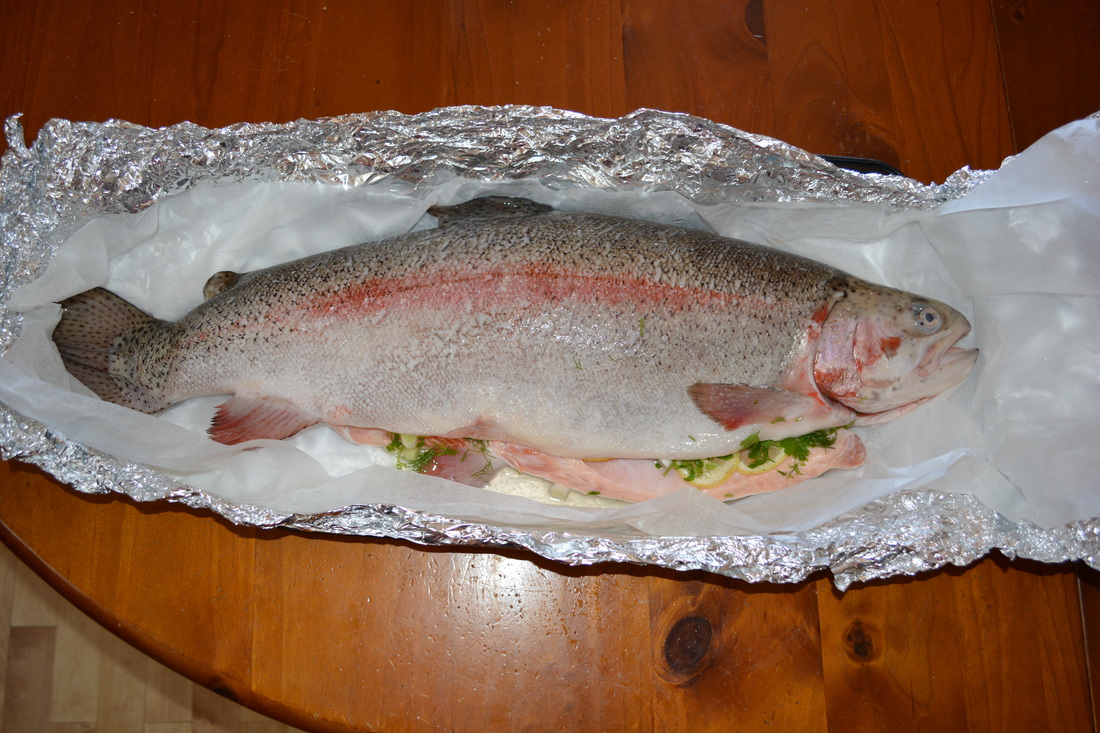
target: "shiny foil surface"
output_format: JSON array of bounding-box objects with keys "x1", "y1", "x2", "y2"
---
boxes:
[{"x1": 1, "y1": 106, "x2": 1094, "y2": 589}]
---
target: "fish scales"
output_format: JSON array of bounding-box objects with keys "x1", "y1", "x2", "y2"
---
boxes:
[
  {"x1": 54, "y1": 196, "x2": 978, "y2": 491},
  {"x1": 109, "y1": 211, "x2": 847, "y2": 459}
]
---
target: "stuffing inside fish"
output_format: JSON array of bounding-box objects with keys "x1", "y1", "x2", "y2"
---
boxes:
[{"x1": 51, "y1": 196, "x2": 977, "y2": 503}]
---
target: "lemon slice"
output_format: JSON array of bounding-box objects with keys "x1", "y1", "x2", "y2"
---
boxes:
[{"x1": 735, "y1": 443, "x2": 789, "y2": 474}]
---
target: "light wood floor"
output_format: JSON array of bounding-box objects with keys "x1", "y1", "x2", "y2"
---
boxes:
[{"x1": 0, "y1": 541, "x2": 308, "y2": 733}]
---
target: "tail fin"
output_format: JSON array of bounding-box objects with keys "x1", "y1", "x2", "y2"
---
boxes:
[{"x1": 52, "y1": 288, "x2": 166, "y2": 413}]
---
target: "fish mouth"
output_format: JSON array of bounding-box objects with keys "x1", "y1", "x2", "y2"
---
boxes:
[{"x1": 917, "y1": 326, "x2": 979, "y2": 384}]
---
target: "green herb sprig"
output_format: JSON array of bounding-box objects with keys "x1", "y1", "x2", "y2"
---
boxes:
[
  {"x1": 666, "y1": 454, "x2": 734, "y2": 482},
  {"x1": 386, "y1": 433, "x2": 457, "y2": 473},
  {"x1": 461, "y1": 438, "x2": 497, "y2": 479},
  {"x1": 739, "y1": 425, "x2": 847, "y2": 473}
]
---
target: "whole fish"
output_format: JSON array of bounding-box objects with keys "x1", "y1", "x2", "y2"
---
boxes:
[{"x1": 52, "y1": 196, "x2": 977, "y2": 502}]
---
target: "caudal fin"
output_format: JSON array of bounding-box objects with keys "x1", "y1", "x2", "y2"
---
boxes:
[{"x1": 52, "y1": 288, "x2": 166, "y2": 412}]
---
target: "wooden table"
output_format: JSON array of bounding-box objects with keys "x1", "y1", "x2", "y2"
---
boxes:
[{"x1": 3, "y1": 2, "x2": 1099, "y2": 731}]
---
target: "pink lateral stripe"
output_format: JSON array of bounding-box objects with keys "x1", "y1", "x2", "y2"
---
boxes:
[{"x1": 301, "y1": 262, "x2": 753, "y2": 318}]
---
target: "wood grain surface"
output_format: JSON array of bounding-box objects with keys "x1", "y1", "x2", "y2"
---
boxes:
[{"x1": 1, "y1": 2, "x2": 1099, "y2": 732}]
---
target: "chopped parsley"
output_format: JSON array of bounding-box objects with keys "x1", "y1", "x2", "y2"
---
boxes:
[
  {"x1": 739, "y1": 425, "x2": 846, "y2": 471},
  {"x1": 666, "y1": 454, "x2": 736, "y2": 482},
  {"x1": 661, "y1": 424, "x2": 850, "y2": 485}
]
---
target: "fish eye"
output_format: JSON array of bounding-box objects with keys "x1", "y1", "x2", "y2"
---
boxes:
[{"x1": 914, "y1": 305, "x2": 942, "y2": 334}]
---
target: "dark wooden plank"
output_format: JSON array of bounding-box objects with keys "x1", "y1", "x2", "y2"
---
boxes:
[
  {"x1": 762, "y1": 1, "x2": 908, "y2": 174},
  {"x1": 444, "y1": 0, "x2": 627, "y2": 116},
  {"x1": 992, "y1": 0, "x2": 1100, "y2": 152},
  {"x1": 1077, "y1": 564, "x2": 1100, "y2": 733},
  {"x1": 619, "y1": 1, "x2": 1014, "y2": 183},
  {"x1": 820, "y1": 558, "x2": 1093, "y2": 733},
  {"x1": 866, "y1": 0, "x2": 1015, "y2": 178},
  {"x1": 1, "y1": 0, "x2": 445, "y2": 133},
  {"x1": 952, "y1": 557, "x2": 1092, "y2": 732},
  {"x1": 620, "y1": 0, "x2": 774, "y2": 132},
  {"x1": 0, "y1": 0, "x2": 1017, "y2": 180},
  {"x1": 648, "y1": 577, "x2": 826, "y2": 732},
  {"x1": 765, "y1": 0, "x2": 1014, "y2": 182},
  {"x1": 818, "y1": 570, "x2": 973, "y2": 732}
]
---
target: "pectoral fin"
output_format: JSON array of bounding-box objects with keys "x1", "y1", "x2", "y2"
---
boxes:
[{"x1": 687, "y1": 383, "x2": 832, "y2": 432}]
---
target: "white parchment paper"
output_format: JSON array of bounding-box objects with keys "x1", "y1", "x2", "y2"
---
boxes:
[{"x1": 1, "y1": 117, "x2": 1097, "y2": 536}]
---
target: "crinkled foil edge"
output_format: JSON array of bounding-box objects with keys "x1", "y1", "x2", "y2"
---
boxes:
[{"x1": 2, "y1": 105, "x2": 1092, "y2": 588}]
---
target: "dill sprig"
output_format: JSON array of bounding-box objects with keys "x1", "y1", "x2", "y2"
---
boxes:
[
  {"x1": 461, "y1": 438, "x2": 497, "y2": 479},
  {"x1": 386, "y1": 433, "x2": 457, "y2": 473}
]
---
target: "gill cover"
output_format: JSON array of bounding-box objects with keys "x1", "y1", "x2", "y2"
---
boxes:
[{"x1": 813, "y1": 281, "x2": 978, "y2": 417}]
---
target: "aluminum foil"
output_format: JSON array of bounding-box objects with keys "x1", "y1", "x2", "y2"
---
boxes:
[{"x1": 1, "y1": 105, "x2": 1094, "y2": 589}]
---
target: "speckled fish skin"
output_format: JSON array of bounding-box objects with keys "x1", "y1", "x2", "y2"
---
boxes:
[{"x1": 55, "y1": 199, "x2": 977, "y2": 461}]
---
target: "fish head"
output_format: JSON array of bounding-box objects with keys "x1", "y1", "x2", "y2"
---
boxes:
[{"x1": 812, "y1": 281, "x2": 978, "y2": 419}]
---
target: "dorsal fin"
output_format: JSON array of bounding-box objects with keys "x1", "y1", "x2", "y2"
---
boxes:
[
  {"x1": 203, "y1": 271, "x2": 243, "y2": 300},
  {"x1": 427, "y1": 196, "x2": 554, "y2": 228}
]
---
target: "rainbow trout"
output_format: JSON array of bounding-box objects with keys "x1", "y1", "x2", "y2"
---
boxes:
[{"x1": 52, "y1": 196, "x2": 977, "y2": 501}]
